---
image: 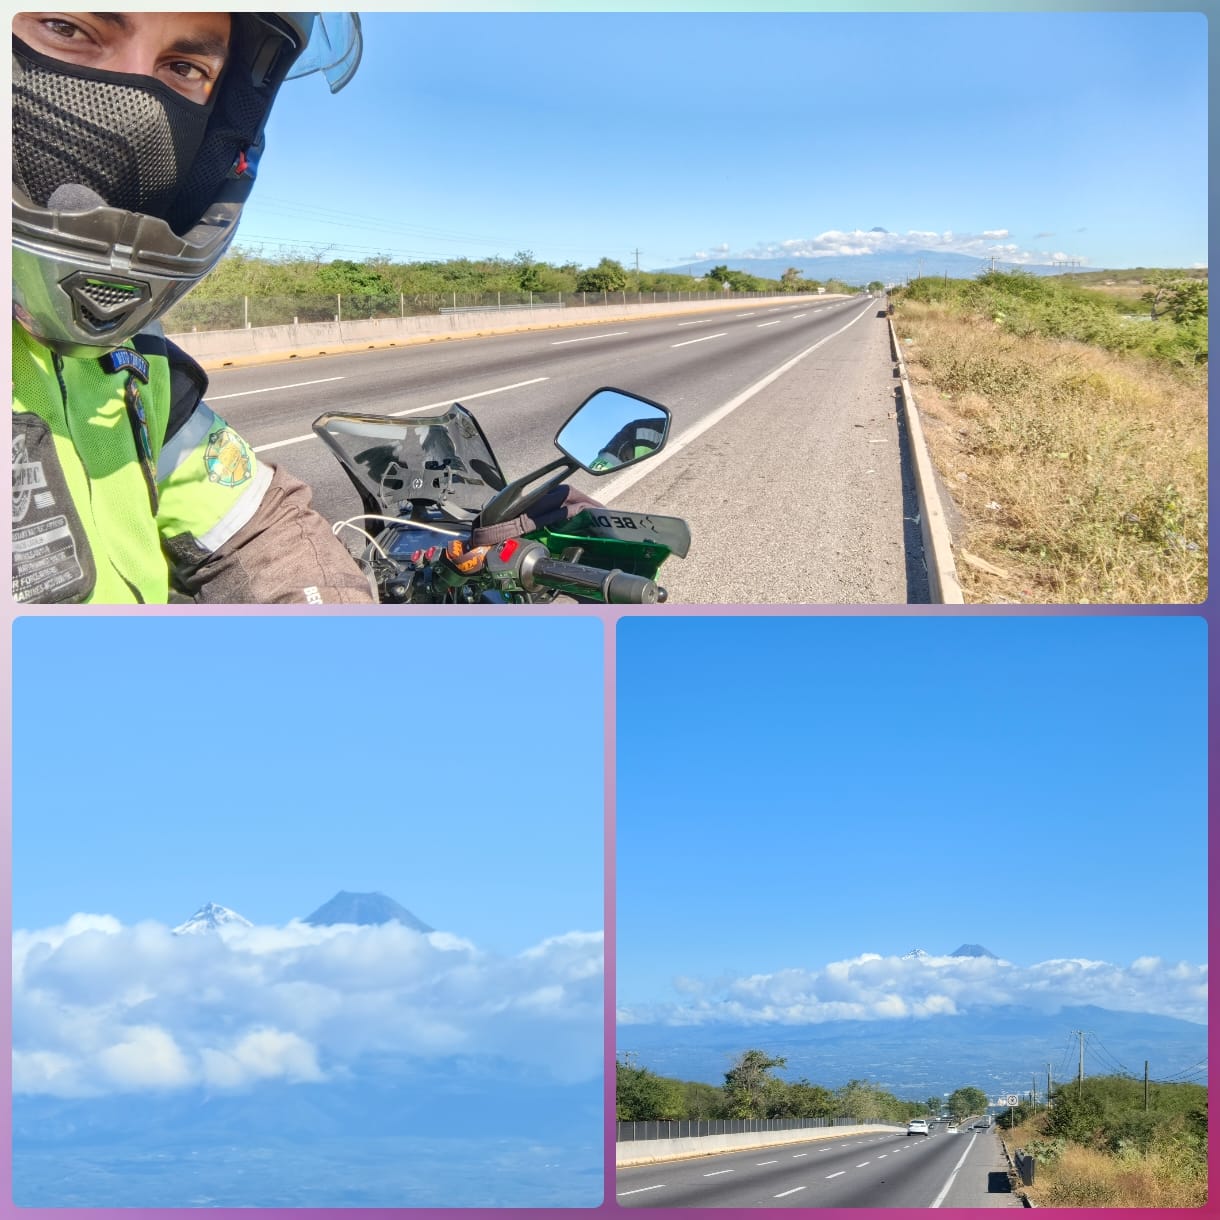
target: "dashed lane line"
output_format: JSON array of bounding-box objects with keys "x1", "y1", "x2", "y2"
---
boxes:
[
  {"x1": 617, "y1": 1185, "x2": 666, "y2": 1197},
  {"x1": 209, "y1": 375, "x2": 344, "y2": 402},
  {"x1": 703, "y1": 1169, "x2": 734, "y2": 1177},
  {"x1": 774, "y1": 1187, "x2": 806, "y2": 1198},
  {"x1": 670, "y1": 332, "x2": 728, "y2": 349},
  {"x1": 551, "y1": 331, "x2": 629, "y2": 345},
  {"x1": 252, "y1": 376, "x2": 549, "y2": 453}
]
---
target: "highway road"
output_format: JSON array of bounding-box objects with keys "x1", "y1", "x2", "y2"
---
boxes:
[
  {"x1": 199, "y1": 295, "x2": 929, "y2": 603},
  {"x1": 616, "y1": 1124, "x2": 1021, "y2": 1208}
]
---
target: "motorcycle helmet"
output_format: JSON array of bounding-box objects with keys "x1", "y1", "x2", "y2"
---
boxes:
[{"x1": 12, "y1": 12, "x2": 362, "y2": 355}]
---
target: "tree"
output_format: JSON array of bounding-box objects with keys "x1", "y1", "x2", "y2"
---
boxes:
[
  {"x1": 947, "y1": 1086, "x2": 989, "y2": 1119},
  {"x1": 514, "y1": 249, "x2": 546, "y2": 293},
  {"x1": 723, "y1": 1049, "x2": 787, "y2": 1119},
  {"x1": 616, "y1": 1056, "x2": 686, "y2": 1121},
  {"x1": 868, "y1": 280, "x2": 885, "y2": 293},
  {"x1": 575, "y1": 257, "x2": 629, "y2": 293},
  {"x1": 780, "y1": 266, "x2": 804, "y2": 292},
  {"x1": 1140, "y1": 271, "x2": 1207, "y2": 322}
]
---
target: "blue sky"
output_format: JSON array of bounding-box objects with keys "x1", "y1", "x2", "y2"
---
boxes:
[
  {"x1": 12, "y1": 615, "x2": 603, "y2": 952},
  {"x1": 615, "y1": 615, "x2": 1207, "y2": 1024},
  {"x1": 235, "y1": 9, "x2": 1208, "y2": 272}
]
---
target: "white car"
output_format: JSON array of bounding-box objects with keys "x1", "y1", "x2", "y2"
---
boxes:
[
  {"x1": 907, "y1": 1119, "x2": 931, "y2": 1136},
  {"x1": 947, "y1": 1123, "x2": 960, "y2": 1133}
]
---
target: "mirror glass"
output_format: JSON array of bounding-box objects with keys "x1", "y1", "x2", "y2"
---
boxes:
[{"x1": 555, "y1": 389, "x2": 670, "y2": 474}]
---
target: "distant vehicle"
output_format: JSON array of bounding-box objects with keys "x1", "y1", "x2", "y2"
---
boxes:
[
  {"x1": 947, "y1": 1123, "x2": 960, "y2": 1134},
  {"x1": 907, "y1": 1119, "x2": 931, "y2": 1136}
]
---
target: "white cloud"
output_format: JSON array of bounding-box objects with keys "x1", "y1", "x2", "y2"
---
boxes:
[
  {"x1": 731, "y1": 228, "x2": 1083, "y2": 267},
  {"x1": 618, "y1": 951, "x2": 1206, "y2": 1027},
  {"x1": 13, "y1": 917, "x2": 603, "y2": 1098}
]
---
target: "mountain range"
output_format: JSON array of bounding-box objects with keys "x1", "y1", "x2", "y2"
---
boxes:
[
  {"x1": 657, "y1": 250, "x2": 1088, "y2": 286},
  {"x1": 171, "y1": 891, "x2": 432, "y2": 934},
  {"x1": 618, "y1": 1003, "x2": 1206, "y2": 1099}
]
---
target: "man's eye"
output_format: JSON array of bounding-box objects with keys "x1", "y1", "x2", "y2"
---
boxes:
[
  {"x1": 167, "y1": 61, "x2": 209, "y2": 82},
  {"x1": 42, "y1": 18, "x2": 88, "y2": 42}
]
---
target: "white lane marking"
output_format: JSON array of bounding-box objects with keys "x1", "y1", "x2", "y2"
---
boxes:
[
  {"x1": 856, "y1": 1161, "x2": 871, "y2": 1167},
  {"x1": 756, "y1": 320, "x2": 782, "y2": 328},
  {"x1": 671, "y1": 332, "x2": 727, "y2": 349},
  {"x1": 774, "y1": 1187, "x2": 806, "y2": 1198},
  {"x1": 734, "y1": 312, "x2": 755, "y2": 317},
  {"x1": 792, "y1": 313, "x2": 808, "y2": 319},
  {"x1": 930, "y1": 1132, "x2": 977, "y2": 1207},
  {"x1": 792, "y1": 1153, "x2": 808, "y2": 1158},
  {"x1": 703, "y1": 1169, "x2": 734, "y2": 1177},
  {"x1": 756, "y1": 1160, "x2": 779, "y2": 1166},
  {"x1": 878, "y1": 1154, "x2": 888, "y2": 1159},
  {"x1": 676, "y1": 319, "x2": 714, "y2": 326},
  {"x1": 209, "y1": 375, "x2": 344, "y2": 402},
  {"x1": 617, "y1": 1185, "x2": 667, "y2": 1197},
  {"x1": 252, "y1": 376, "x2": 549, "y2": 452},
  {"x1": 826, "y1": 1171, "x2": 846, "y2": 1179},
  {"x1": 551, "y1": 331, "x2": 629, "y2": 345},
  {"x1": 389, "y1": 377, "x2": 549, "y2": 417}
]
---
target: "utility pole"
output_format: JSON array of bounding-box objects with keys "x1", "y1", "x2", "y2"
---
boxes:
[
  {"x1": 1075, "y1": 1030, "x2": 1086, "y2": 1098},
  {"x1": 633, "y1": 248, "x2": 641, "y2": 293},
  {"x1": 1032, "y1": 1075, "x2": 1038, "y2": 1113},
  {"x1": 1047, "y1": 1063, "x2": 1053, "y2": 1110}
]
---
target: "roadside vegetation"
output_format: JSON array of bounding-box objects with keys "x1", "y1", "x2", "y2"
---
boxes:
[
  {"x1": 890, "y1": 269, "x2": 1207, "y2": 603},
  {"x1": 998, "y1": 1075, "x2": 1207, "y2": 1207},
  {"x1": 163, "y1": 248, "x2": 858, "y2": 331},
  {"x1": 616, "y1": 1049, "x2": 982, "y2": 1125}
]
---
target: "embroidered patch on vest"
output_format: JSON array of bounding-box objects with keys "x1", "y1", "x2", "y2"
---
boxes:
[
  {"x1": 99, "y1": 348, "x2": 151, "y2": 383},
  {"x1": 12, "y1": 414, "x2": 97, "y2": 602},
  {"x1": 204, "y1": 427, "x2": 254, "y2": 487}
]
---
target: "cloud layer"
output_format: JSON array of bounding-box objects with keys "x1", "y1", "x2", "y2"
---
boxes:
[
  {"x1": 619, "y1": 951, "x2": 1206, "y2": 1027},
  {"x1": 13, "y1": 915, "x2": 602, "y2": 1098},
  {"x1": 699, "y1": 228, "x2": 1083, "y2": 267}
]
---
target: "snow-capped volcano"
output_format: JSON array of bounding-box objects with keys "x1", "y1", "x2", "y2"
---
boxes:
[
  {"x1": 172, "y1": 902, "x2": 253, "y2": 935},
  {"x1": 901, "y1": 947, "x2": 930, "y2": 960},
  {"x1": 304, "y1": 891, "x2": 432, "y2": 932}
]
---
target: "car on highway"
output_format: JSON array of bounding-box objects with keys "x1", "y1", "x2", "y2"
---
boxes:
[
  {"x1": 906, "y1": 1119, "x2": 931, "y2": 1136},
  {"x1": 947, "y1": 1123, "x2": 960, "y2": 1133}
]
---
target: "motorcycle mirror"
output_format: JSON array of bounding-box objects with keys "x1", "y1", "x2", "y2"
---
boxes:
[{"x1": 554, "y1": 387, "x2": 671, "y2": 475}]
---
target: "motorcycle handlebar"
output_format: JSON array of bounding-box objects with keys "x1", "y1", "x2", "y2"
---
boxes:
[{"x1": 529, "y1": 556, "x2": 665, "y2": 604}]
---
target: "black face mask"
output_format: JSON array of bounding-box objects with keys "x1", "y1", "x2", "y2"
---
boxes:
[{"x1": 11, "y1": 36, "x2": 218, "y2": 225}]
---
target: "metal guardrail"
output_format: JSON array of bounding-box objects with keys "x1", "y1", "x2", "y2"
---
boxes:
[
  {"x1": 1015, "y1": 1149, "x2": 1036, "y2": 1186},
  {"x1": 617, "y1": 1116, "x2": 879, "y2": 1142},
  {"x1": 439, "y1": 302, "x2": 567, "y2": 313},
  {"x1": 163, "y1": 289, "x2": 802, "y2": 334}
]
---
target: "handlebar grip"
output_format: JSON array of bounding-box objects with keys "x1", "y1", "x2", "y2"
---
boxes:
[{"x1": 530, "y1": 557, "x2": 661, "y2": 604}]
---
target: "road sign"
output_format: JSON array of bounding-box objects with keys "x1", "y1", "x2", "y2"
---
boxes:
[{"x1": 1006, "y1": 1094, "x2": 1019, "y2": 1106}]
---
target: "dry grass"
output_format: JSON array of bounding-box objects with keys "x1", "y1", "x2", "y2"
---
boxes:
[
  {"x1": 1001, "y1": 1119, "x2": 1207, "y2": 1208},
  {"x1": 894, "y1": 301, "x2": 1207, "y2": 603}
]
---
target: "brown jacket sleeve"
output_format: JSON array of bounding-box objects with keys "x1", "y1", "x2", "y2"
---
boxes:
[{"x1": 178, "y1": 463, "x2": 376, "y2": 604}]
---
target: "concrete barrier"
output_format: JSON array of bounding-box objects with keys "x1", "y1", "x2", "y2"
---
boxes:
[
  {"x1": 887, "y1": 312, "x2": 965, "y2": 605},
  {"x1": 167, "y1": 293, "x2": 843, "y2": 371},
  {"x1": 616, "y1": 1123, "x2": 903, "y2": 1167}
]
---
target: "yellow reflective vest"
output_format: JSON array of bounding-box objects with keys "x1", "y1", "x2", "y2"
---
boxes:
[{"x1": 12, "y1": 321, "x2": 273, "y2": 603}]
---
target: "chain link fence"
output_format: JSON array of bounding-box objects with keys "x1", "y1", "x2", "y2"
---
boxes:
[
  {"x1": 162, "y1": 289, "x2": 800, "y2": 334},
  {"x1": 617, "y1": 1116, "x2": 885, "y2": 1142}
]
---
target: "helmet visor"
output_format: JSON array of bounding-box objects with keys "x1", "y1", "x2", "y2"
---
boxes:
[{"x1": 285, "y1": 12, "x2": 362, "y2": 92}]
